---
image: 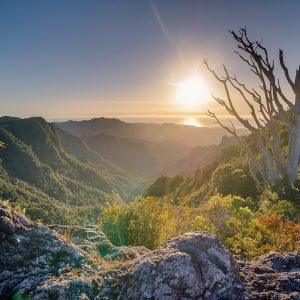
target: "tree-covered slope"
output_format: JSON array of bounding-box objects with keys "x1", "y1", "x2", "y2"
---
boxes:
[
  {"x1": 144, "y1": 142, "x2": 258, "y2": 204},
  {"x1": 0, "y1": 117, "x2": 137, "y2": 224},
  {"x1": 56, "y1": 126, "x2": 121, "y2": 170}
]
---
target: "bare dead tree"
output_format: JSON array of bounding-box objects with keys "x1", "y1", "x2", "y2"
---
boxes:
[{"x1": 204, "y1": 28, "x2": 300, "y2": 187}]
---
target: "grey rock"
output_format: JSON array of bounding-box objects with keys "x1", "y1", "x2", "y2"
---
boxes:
[
  {"x1": 117, "y1": 232, "x2": 239, "y2": 300},
  {"x1": 0, "y1": 202, "x2": 99, "y2": 300}
]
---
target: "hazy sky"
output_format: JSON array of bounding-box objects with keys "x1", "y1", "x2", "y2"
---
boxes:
[{"x1": 0, "y1": 0, "x2": 299, "y2": 124}]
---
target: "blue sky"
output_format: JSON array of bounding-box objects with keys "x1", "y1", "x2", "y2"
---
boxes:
[{"x1": 0, "y1": 0, "x2": 299, "y2": 123}]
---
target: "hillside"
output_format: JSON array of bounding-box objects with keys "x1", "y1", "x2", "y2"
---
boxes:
[
  {"x1": 55, "y1": 126, "x2": 129, "y2": 176},
  {"x1": 56, "y1": 117, "x2": 245, "y2": 147},
  {"x1": 1, "y1": 115, "x2": 298, "y2": 263},
  {"x1": 0, "y1": 117, "x2": 137, "y2": 224},
  {"x1": 144, "y1": 122, "x2": 293, "y2": 202},
  {"x1": 144, "y1": 139, "x2": 256, "y2": 202}
]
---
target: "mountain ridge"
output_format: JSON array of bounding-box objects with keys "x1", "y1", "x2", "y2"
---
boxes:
[
  {"x1": 56, "y1": 117, "x2": 246, "y2": 147},
  {"x1": 56, "y1": 117, "x2": 246, "y2": 178}
]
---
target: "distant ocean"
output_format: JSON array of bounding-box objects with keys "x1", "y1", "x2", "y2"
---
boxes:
[{"x1": 48, "y1": 115, "x2": 245, "y2": 129}]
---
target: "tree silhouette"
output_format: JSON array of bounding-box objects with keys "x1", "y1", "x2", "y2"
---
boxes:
[{"x1": 205, "y1": 28, "x2": 300, "y2": 187}]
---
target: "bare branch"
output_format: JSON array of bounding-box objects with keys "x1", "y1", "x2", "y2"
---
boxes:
[
  {"x1": 205, "y1": 60, "x2": 258, "y2": 132},
  {"x1": 279, "y1": 49, "x2": 295, "y2": 92},
  {"x1": 230, "y1": 29, "x2": 294, "y2": 110},
  {"x1": 206, "y1": 110, "x2": 235, "y2": 134}
]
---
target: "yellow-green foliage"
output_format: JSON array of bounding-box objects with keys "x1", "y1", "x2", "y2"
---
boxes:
[
  {"x1": 100, "y1": 193, "x2": 300, "y2": 259},
  {"x1": 101, "y1": 197, "x2": 200, "y2": 249}
]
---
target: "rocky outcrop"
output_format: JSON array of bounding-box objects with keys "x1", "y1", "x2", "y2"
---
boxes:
[
  {"x1": 117, "y1": 232, "x2": 240, "y2": 299},
  {"x1": 0, "y1": 203, "x2": 99, "y2": 300},
  {"x1": 1, "y1": 202, "x2": 300, "y2": 299},
  {"x1": 98, "y1": 234, "x2": 300, "y2": 300}
]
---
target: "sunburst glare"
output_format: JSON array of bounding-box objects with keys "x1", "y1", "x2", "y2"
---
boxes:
[{"x1": 176, "y1": 74, "x2": 209, "y2": 111}]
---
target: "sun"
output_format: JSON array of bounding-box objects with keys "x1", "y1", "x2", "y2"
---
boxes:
[
  {"x1": 176, "y1": 74, "x2": 209, "y2": 110},
  {"x1": 182, "y1": 118, "x2": 201, "y2": 127}
]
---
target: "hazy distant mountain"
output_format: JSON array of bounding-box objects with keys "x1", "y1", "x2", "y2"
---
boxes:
[
  {"x1": 56, "y1": 126, "x2": 124, "y2": 173},
  {"x1": 167, "y1": 135, "x2": 238, "y2": 174},
  {"x1": 82, "y1": 133, "x2": 193, "y2": 177},
  {"x1": 56, "y1": 117, "x2": 244, "y2": 147}
]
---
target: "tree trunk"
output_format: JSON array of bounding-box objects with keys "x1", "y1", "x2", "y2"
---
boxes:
[
  {"x1": 256, "y1": 134, "x2": 279, "y2": 185},
  {"x1": 269, "y1": 120, "x2": 287, "y2": 179},
  {"x1": 287, "y1": 112, "x2": 300, "y2": 184}
]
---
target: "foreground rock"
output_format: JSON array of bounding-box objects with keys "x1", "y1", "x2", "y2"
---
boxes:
[
  {"x1": 0, "y1": 203, "x2": 99, "y2": 300},
  {"x1": 117, "y1": 232, "x2": 239, "y2": 299},
  {"x1": 1, "y1": 202, "x2": 300, "y2": 299}
]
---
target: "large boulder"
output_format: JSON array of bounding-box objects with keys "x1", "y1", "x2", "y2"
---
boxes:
[{"x1": 117, "y1": 232, "x2": 240, "y2": 300}]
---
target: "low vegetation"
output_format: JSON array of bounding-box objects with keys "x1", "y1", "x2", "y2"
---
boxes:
[{"x1": 100, "y1": 192, "x2": 299, "y2": 259}]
